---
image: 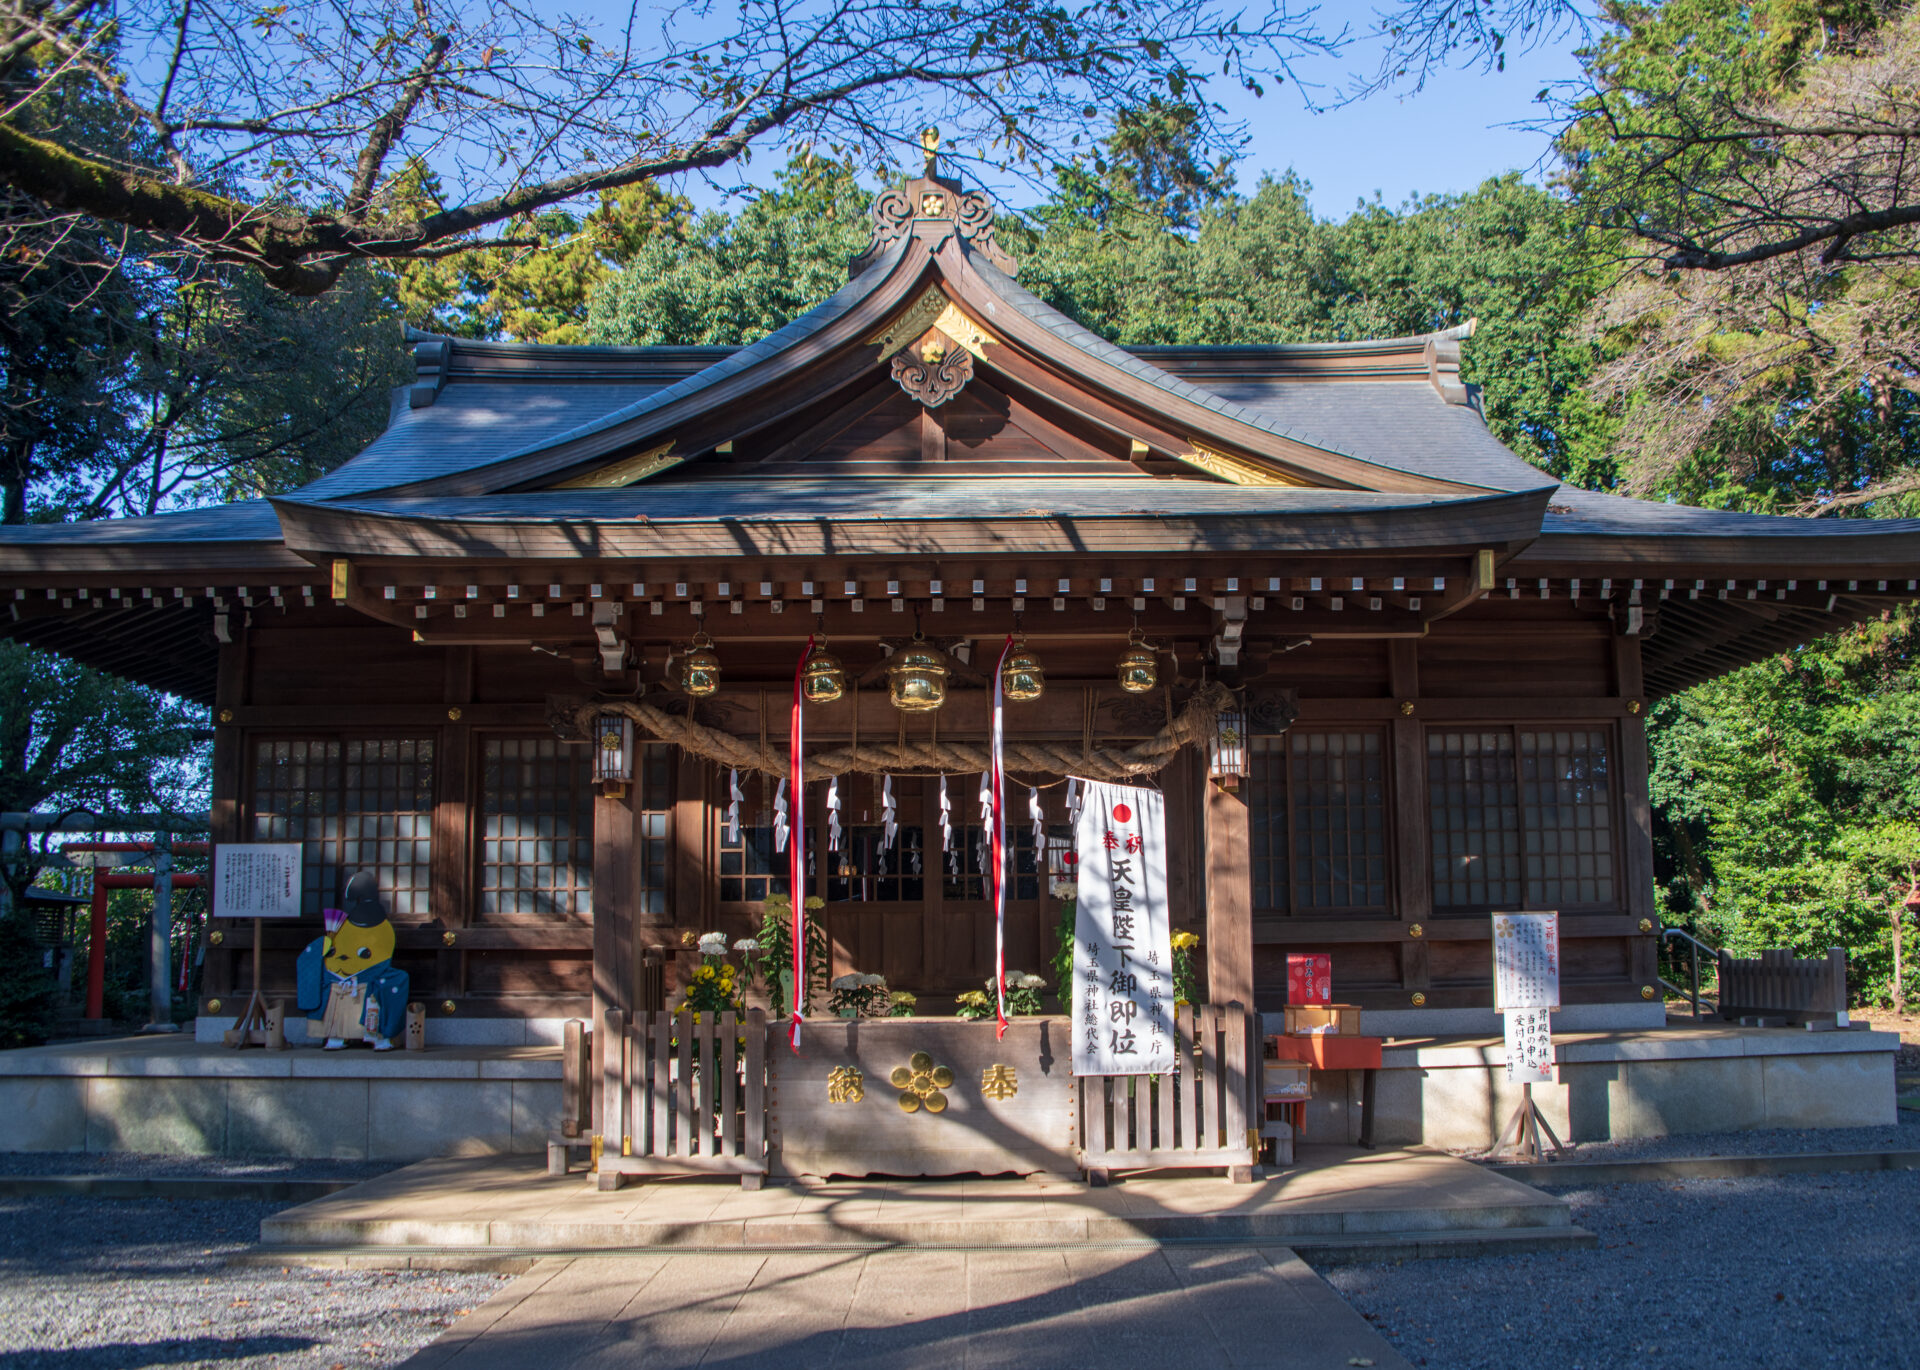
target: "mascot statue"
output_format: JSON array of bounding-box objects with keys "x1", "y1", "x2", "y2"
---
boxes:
[{"x1": 296, "y1": 870, "x2": 409, "y2": 1050}]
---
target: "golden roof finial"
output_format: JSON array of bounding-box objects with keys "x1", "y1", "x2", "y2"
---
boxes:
[{"x1": 920, "y1": 126, "x2": 940, "y2": 177}]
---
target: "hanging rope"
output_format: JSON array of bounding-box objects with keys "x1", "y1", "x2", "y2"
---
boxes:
[{"x1": 554, "y1": 682, "x2": 1234, "y2": 784}]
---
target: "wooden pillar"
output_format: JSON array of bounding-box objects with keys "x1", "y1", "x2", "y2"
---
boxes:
[
  {"x1": 1204, "y1": 764, "x2": 1254, "y2": 1009},
  {"x1": 1614, "y1": 636, "x2": 1660, "y2": 992},
  {"x1": 1389, "y1": 640, "x2": 1432, "y2": 1005},
  {"x1": 431, "y1": 647, "x2": 474, "y2": 1001},
  {"x1": 204, "y1": 641, "x2": 248, "y2": 1008},
  {"x1": 591, "y1": 783, "x2": 638, "y2": 1133}
]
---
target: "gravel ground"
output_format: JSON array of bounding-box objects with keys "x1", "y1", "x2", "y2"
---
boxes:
[
  {"x1": 0, "y1": 1195, "x2": 507, "y2": 1369},
  {"x1": 1492, "y1": 1111, "x2": 1920, "y2": 1165},
  {"x1": 0, "y1": 1152, "x2": 402, "y2": 1182},
  {"x1": 1320, "y1": 1169, "x2": 1920, "y2": 1370}
]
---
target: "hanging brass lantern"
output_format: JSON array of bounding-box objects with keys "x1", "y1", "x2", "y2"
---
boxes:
[
  {"x1": 680, "y1": 631, "x2": 722, "y2": 697},
  {"x1": 888, "y1": 633, "x2": 950, "y2": 713},
  {"x1": 1000, "y1": 636, "x2": 1045, "y2": 702},
  {"x1": 1116, "y1": 629, "x2": 1158, "y2": 694},
  {"x1": 801, "y1": 639, "x2": 847, "y2": 704}
]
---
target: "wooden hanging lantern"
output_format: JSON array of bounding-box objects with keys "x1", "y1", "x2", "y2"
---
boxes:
[
  {"x1": 1209, "y1": 700, "x2": 1249, "y2": 787},
  {"x1": 1116, "y1": 629, "x2": 1158, "y2": 694},
  {"x1": 888, "y1": 633, "x2": 950, "y2": 713},
  {"x1": 801, "y1": 639, "x2": 847, "y2": 704},
  {"x1": 594, "y1": 715, "x2": 635, "y2": 788},
  {"x1": 680, "y1": 631, "x2": 722, "y2": 697},
  {"x1": 1000, "y1": 636, "x2": 1045, "y2": 702}
]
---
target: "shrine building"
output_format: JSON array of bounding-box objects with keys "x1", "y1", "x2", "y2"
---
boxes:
[{"x1": 4, "y1": 159, "x2": 1917, "y2": 1083}]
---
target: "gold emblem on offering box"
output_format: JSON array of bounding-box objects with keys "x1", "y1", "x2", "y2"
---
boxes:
[
  {"x1": 827, "y1": 1066, "x2": 865, "y2": 1104},
  {"x1": 980, "y1": 1064, "x2": 1018, "y2": 1100},
  {"x1": 890, "y1": 1051, "x2": 954, "y2": 1113}
]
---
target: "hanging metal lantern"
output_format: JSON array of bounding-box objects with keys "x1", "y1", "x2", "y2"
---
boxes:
[
  {"x1": 594, "y1": 715, "x2": 635, "y2": 787},
  {"x1": 1210, "y1": 699, "x2": 1250, "y2": 787},
  {"x1": 680, "y1": 631, "x2": 722, "y2": 697},
  {"x1": 888, "y1": 633, "x2": 950, "y2": 713},
  {"x1": 1116, "y1": 629, "x2": 1158, "y2": 694},
  {"x1": 1000, "y1": 636, "x2": 1045, "y2": 702},
  {"x1": 801, "y1": 639, "x2": 847, "y2": 704}
]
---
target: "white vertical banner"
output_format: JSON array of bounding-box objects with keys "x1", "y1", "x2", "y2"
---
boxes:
[
  {"x1": 1071, "y1": 780, "x2": 1175, "y2": 1076},
  {"x1": 1504, "y1": 1006, "x2": 1555, "y2": 1083}
]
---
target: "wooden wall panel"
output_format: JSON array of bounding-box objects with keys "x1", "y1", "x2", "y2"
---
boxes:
[
  {"x1": 1279, "y1": 639, "x2": 1390, "y2": 699},
  {"x1": 1419, "y1": 627, "x2": 1612, "y2": 699},
  {"x1": 248, "y1": 627, "x2": 442, "y2": 705}
]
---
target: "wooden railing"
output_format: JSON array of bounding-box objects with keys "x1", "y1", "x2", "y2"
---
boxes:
[
  {"x1": 1076, "y1": 1002, "x2": 1260, "y2": 1182},
  {"x1": 595, "y1": 1007, "x2": 770, "y2": 1190},
  {"x1": 1718, "y1": 947, "x2": 1849, "y2": 1026}
]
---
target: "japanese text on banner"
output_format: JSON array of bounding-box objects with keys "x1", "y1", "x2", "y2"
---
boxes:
[
  {"x1": 1071, "y1": 780, "x2": 1175, "y2": 1076},
  {"x1": 1491, "y1": 912, "x2": 1561, "y2": 1010}
]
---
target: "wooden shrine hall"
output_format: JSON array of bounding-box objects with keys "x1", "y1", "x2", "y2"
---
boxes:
[{"x1": 4, "y1": 152, "x2": 1918, "y2": 1083}]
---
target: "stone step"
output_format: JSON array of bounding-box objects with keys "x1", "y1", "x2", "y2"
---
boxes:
[
  {"x1": 238, "y1": 1223, "x2": 1595, "y2": 1274},
  {"x1": 261, "y1": 1194, "x2": 1569, "y2": 1252}
]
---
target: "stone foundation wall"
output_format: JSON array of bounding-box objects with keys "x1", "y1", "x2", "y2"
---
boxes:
[{"x1": 1297, "y1": 1028, "x2": 1900, "y2": 1149}]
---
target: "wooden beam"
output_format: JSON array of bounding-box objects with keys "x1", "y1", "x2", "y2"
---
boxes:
[
  {"x1": 432, "y1": 646, "x2": 474, "y2": 999},
  {"x1": 1613, "y1": 636, "x2": 1658, "y2": 938},
  {"x1": 1203, "y1": 778, "x2": 1254, "y2": 1007},
  {"x1": 1386, "y1": 640, "x2": 1432, "y2": 1004}
]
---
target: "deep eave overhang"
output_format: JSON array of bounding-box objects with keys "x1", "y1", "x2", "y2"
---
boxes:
[{"x1": 267, "y1": 487, "x2": 1555, "y2": 564}]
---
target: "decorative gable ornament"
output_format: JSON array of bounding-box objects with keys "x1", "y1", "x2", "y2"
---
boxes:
[{"x1": 848, "y1": 127, "x2": 1019, "y2": 278}]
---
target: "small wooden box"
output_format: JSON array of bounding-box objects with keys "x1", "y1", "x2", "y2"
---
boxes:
[
  {"x1": 1283, "y1": 1003, "x2": 1362, "y2": 1036},
  {"x1": 1263, "y1": 1063, "x2": 1311, "y2": 1102}
]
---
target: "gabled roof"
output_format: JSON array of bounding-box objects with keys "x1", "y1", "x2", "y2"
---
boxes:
[{"x1": 1, "y1": 162, "x2": 1918, "y2": 704}]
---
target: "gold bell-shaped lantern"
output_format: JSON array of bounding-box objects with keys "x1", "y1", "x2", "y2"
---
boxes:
[
  {"x1": 888, "y1": 633, "x2": 950, "y2": 713},
  {"x1": 680, "y1": 631, "x2": 722, "y2": 697},
  {"x1": 1000, "y1": 636, "x2": 1045, "y2": 702},
  {"x1": 801, "y1": 639, "x2": 847, "y2": 704},
  {"x1": 1116, "y1": 629, "x2": 1158, "y2": 694}
]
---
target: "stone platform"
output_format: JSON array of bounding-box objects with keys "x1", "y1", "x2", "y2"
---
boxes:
[
  {"x1": 250, "y1": 1145, "x2": 1589, "y2": 1270},
  {"x1": 0, "y1": 1021, "x2": 1896, "y2": 1161}
]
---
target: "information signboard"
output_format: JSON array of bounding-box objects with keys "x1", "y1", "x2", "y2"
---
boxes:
[
  {"x1": 1491, "y1": 911, "x2": 1560, "y2": 1010},
  {"x1": 213, "y1": 843, "x2": 304, "y2": 920}
]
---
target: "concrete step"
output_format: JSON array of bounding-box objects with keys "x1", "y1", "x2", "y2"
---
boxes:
[
  {"x1": 261, "y1": 1192, "x2": 1570, "y2": 1252},
  {"x1": 236, "y1": 1224, "x2": 1596, "y2": 1274}
]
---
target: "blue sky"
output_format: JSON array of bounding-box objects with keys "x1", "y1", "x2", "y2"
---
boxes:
[{"x1": 659, "y1": 3, "x2": 1593, "y2": 221}]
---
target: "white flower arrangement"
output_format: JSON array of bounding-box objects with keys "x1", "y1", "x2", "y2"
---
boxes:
[
  {"x1": 830, "y1": 973, "x2": 862, "y2": 990},
  {"x1": 827, "y1": 970, "x2": 891, "y2": 1017},
  {"x1": 733, "y1": 938, "x2": 758, "y2": 954},
  {"x1": 697, "y1": 931, "x2": 729, "y2": 957},
  {"x1": 1050, "y1": 879, "x2": 1077, "y2": 901}
]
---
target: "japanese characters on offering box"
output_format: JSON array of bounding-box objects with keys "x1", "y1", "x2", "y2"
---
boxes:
[
  {"x1": 1492, "y1": 912, "x2": 1560, "y2": 1084},
  {"x1": 212, "y1": 843, "x2": 304, "y2": 919},
  {"x1": 1071, "y1": 780, "x2": 1175, "y2": 1076}
]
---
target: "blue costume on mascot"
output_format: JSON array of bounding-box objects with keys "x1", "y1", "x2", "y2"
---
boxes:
[{"x1": 296, "y1": 870, "x2": 409, "y2": 1050}]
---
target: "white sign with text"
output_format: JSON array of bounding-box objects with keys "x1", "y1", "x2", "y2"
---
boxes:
[
  {"x1": 1071, "y1": 780, "x2": 1175, "y2": 1077},
  {"x1": 213, "y1": 843, "x2": 304, "y2": 920}
]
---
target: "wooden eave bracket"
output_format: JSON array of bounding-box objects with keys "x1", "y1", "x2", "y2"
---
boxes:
[{"x1": 548, "y1": 440, "x2": 680, "y2": 490}]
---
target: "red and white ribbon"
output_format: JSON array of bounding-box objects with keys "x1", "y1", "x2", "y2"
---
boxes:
[
  {"x1": 990, "y1": 632, "x2": 1014, "y2": 1039},
  {"x1": 788, "y1": 634, "x2": 812, "y2": 1051}
]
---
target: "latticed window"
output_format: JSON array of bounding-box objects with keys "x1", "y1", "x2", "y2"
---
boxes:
[
  {"x1": 1428, "y1": 727, "x2": 1616, "y2": 909},
  {"x1": 826, "y1": 827, "x2": 926, "y2": 903},
  {"x1": 1248, "y1": 730, "x2": 1389, "y2": 915},
  {"x1": 479, "y1": 736, "x2": 595, "y2": 917},
  {"x1": 250, "y1": 737, "x2": 435, "y2": 917}
]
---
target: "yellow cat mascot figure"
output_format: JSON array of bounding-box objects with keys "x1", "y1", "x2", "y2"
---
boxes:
[{"x1": 296, "y1": 871, "x2": 409, "y2": 1050}]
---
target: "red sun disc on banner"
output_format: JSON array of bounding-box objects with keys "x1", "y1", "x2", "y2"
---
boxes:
[{"x1": 1112, "y1": 802, "x2": 1133, "y2": 823}]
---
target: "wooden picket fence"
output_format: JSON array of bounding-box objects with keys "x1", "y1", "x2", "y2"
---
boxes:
[
  {"x1": 1076, "y1": 1002, "x2": 1259, "y2": 1181},
  {"x1": 1717, "y1": 947, "x2": 1849, "y2": 1026},
  {"x1": 595, "y1": 1007, "x2": 769, "y2": 1189}
]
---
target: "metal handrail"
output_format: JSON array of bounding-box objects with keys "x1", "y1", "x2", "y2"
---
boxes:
[{"x1": 1660, "y1": 927, "x2": 1719, "y2": 1020}]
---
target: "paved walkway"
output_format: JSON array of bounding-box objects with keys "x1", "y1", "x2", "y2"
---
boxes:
[{"x1": 399, "y1": 1245, "x2": 1414, "y2": 1369}]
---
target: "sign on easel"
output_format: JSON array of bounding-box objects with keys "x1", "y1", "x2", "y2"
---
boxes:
[
  {"x1": 213, "y1": 843, "x2": 303, "y2": 920},
  {"x1": 1503, "y1": 1006, "x2": 1554, "y2": 1084},
  {"x1": 1492, "y1": 911, "x2": 1560, "y2": 1011},
  {"x1": 211, "y1": 843, "x2": 303, "y2": 1050}
]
